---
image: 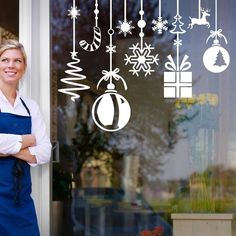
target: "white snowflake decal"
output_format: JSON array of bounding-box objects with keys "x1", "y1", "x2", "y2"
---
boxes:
[
  {"x1": 152, "y1": 17, "x2": 168, "y2": 34},
  {"x1": 68, "y1": 6, "x2": 80, "y2": 19},
  {"x1": 116, "y1": 20, "x2": 135, "y2": 37},
  {"x1": 124, "y1": 43, "x2": 159, "y2": 76}
]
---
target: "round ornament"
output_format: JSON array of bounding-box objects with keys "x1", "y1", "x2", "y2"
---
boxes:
[
  {"x1": 92, "y1": 91, "x2": 131, "y2": 132},
  {"x1": 203, "y1": 42, "x2": 230, "y2": 73}
]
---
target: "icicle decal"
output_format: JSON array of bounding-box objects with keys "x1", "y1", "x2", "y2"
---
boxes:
[
  {"x1": 188, "y1": 0, "x2": 210, "y2": 29},
  {"x1": 125, "y1": 0, "x2": 159, "y2": 76},
  {"x1": 116, "y1": 0, "x2": 135, "y2": 37},
  {"x1": 92, "y1": 0, "x2": 131, "y2": 132},
  {"x1": 79, "y1": 0, "x2": 101, "y2": 51},
  {"x1": 152, "y1": 0, "x2": 168, "y2": 34},
  {"x1": 203, "y1": 0, "x2": 230, "y2": 73},
  {"x1": 164, "y1": 0, "x2": 192, "y2": 98},
  {"x1": 58, "y1": 0, "x2": 89, "y2": 101}
]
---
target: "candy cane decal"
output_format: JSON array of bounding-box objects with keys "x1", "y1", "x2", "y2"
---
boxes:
[
  {"x1": 79, "y1": 0, "x2": 101, "y2": 52},
  {"x1": 79, "y1": 26, "x2": 101, "y2": 51}
]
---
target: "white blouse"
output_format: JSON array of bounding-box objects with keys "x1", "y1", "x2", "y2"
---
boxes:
[{"x1": 0, "y1": 90, "x2": 51, "y2": 167}]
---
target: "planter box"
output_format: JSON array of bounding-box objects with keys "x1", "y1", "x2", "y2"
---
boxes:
[
  {"x1": 172, "y1": 213, "x2": 236, "y2": 236},
  {"x1": 52, "y1": 201, "x2": 63, "y2": 236}
]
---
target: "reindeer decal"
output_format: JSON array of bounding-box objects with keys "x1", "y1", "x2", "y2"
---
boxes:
[{"x1": 188, "y1": 8, "x2": 210, "y2": 29}]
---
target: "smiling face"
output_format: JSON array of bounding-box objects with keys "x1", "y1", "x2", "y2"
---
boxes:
[{"x1": 0, "y1": 49, "x2": 26, "y2": 87}]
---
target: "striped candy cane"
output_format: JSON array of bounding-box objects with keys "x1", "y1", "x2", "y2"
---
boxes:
[{"x1": 79, "y1": 0, "x2": 101, "y2": 52}]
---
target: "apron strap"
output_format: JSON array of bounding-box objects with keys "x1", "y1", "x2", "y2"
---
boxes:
[
  {"x1": 0, "y1": 97, "x2": 31, "y2": 116},
  {"x1": 20, "y1": 98, "x2": 31, "y2": 116}
]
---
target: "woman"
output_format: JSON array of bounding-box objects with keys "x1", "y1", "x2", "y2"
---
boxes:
[{"x1": 0, "y1": 39, "x2": 51, "y2": 235}]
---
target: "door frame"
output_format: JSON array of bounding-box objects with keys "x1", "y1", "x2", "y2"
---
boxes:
[{"x1": 19, "y1": 0, "x2": 51, "y2": 235}]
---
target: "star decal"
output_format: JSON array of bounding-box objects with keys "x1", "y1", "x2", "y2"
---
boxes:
[
  {"x1": 116, "y1": 20, "x2": 135, "y2": 37},
  {"x1": 70, "y1": 51, "x2": 78, "y2": 58},
  {"x1": 68, "y1": 6, "x2": 80, "y2": 19},
  {"x1": 106, "y1": 45, "x2": 116, "y2": 53},
  {"x1": 124, "y1": 43, "x2": 159, "y2": 76},
  {"x1": 152, "y1": 17, "x2": 168, "y2": 34}
]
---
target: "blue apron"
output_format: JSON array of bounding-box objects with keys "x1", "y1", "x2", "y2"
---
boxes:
[{"x1": 0, "y1": 98, "x2": 40, "y2": 236}]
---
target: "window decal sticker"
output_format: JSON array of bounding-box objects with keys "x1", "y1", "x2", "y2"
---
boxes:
[
  {"x1": 79, "y1": 0, "x2": 102, "y2": 52},
  {"x1": 92, "y1": 0, "x2": 131, "y2": 132},
  {"x1": 116, "y1": 0, "x2": 135, "y2": 37},
  {"x1": 188, "y1": 0, "x2": 210, "y2": 29},
  {"x1": 203, "y1": 0, "x2": 230, "y2": 73},
  {"x1": 56, "y1": 0, "x2": 231, "y2": 131},
  {"x1": 164, "y1": 0, "x2": 192, "y2": 98},
  {"x1": 124, "y1": 0, "x2": 159, "y2": 77},
  {"x1": 152, "y1": 0, "x2": 168, "y2": 34},
  {"x1": 58, "y1": 0, "x2": 89, "y2": 101}
]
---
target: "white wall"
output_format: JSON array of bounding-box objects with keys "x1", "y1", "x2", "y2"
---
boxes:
[{"x1": 19, "y1": 0, "x2": 51, "y2": 235}]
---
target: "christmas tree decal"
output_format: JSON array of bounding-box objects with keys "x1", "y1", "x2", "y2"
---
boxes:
[
  {"x1": 171, "y1": 14, "x2": 185, "y2": 35},
  {"x1": 213, "y1": 50, "x2": 227, "y2": 67},
  {"x1": 58, "y1": 0, "x2": 90, "y2": 101}
]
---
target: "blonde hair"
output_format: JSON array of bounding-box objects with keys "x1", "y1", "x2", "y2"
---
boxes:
[{"x1": 0, "y1": 39, "x2": 27, "y2": 66}]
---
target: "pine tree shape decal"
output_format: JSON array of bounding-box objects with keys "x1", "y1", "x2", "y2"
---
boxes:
[
  {"x1": 59, "y1": 55, "x2": 89, "y2": 101},
  {"x1": 214, "y1": 50, "x2": 227, "y2": 67},
  {"x1": 58, "y1": 0, "x2": 90, "y2": 101},
  {"x1": 170, "y1": 14, "x2": 185, "y2": 34}
]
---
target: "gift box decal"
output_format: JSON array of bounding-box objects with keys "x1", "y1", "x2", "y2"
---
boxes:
[
  {"x1": 164, "y1": 55, "x2": 192, "y2": 98},
  {"x1": 164, "y1": 0, "x2": 193, "y2": 99}
]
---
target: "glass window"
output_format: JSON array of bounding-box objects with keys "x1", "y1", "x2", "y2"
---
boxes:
[{"x1": 51, "y1": 0, "x2": 236, "y2": 235}]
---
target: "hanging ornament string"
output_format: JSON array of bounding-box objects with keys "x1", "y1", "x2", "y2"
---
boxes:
[
  {"x1": 98, "y1": 0, "x2": 127, "y2": 91},
  {"x1": 109, "y1": 0, "x2": 113, "y2": 72},
  {"x1": 164, "y1": 0, "x2": 192, "y2": 98},
  {"x1": 159, "y1": 0, "x2": 162, "y2": 18},
  {"x1": 124, "y1": 0, "x2": 127, "y2": 22},
  {"x1": 199, "y1": 0, "x2": 201, "y2": 19},
  {"x1": 140, "y1": 0, "x2": 144, "y2": 50},
  {"x1": 125, "y1": 0, "x2": 159, "y2": 77},
  {"x1": 215, "y1": 0, "x2": 217, "y2": 31},
  {"x1": 171, "y1": 0, "x2": 186, "y2": 71},
  {"x1": 103, "y1": 0, "x2": 128, "y2": 87},
  {"x1": 116, "y1": 0, "x2": 135, "y2": 37},
  {"x1": 58, "y1": 0, "x2": 90, "y2": 102},
  {"x1": 203, "y1": 0, "x2": 230, "y2": 73},
  {"x1": 152, "y1": 0, "x2": 168, "y2": 34},
  {"x1": 79, "y1": 0, "x2": 101, "y2": 51},
  {"x1": 188, "y1": 0, "x2": 210, "y2": 29},
  {"x1": 91, "y1": 0, "x2": 131, "y2": 132},
  {"x1": 206, "y1": 0, "x2": 227, "y2": 44}
]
